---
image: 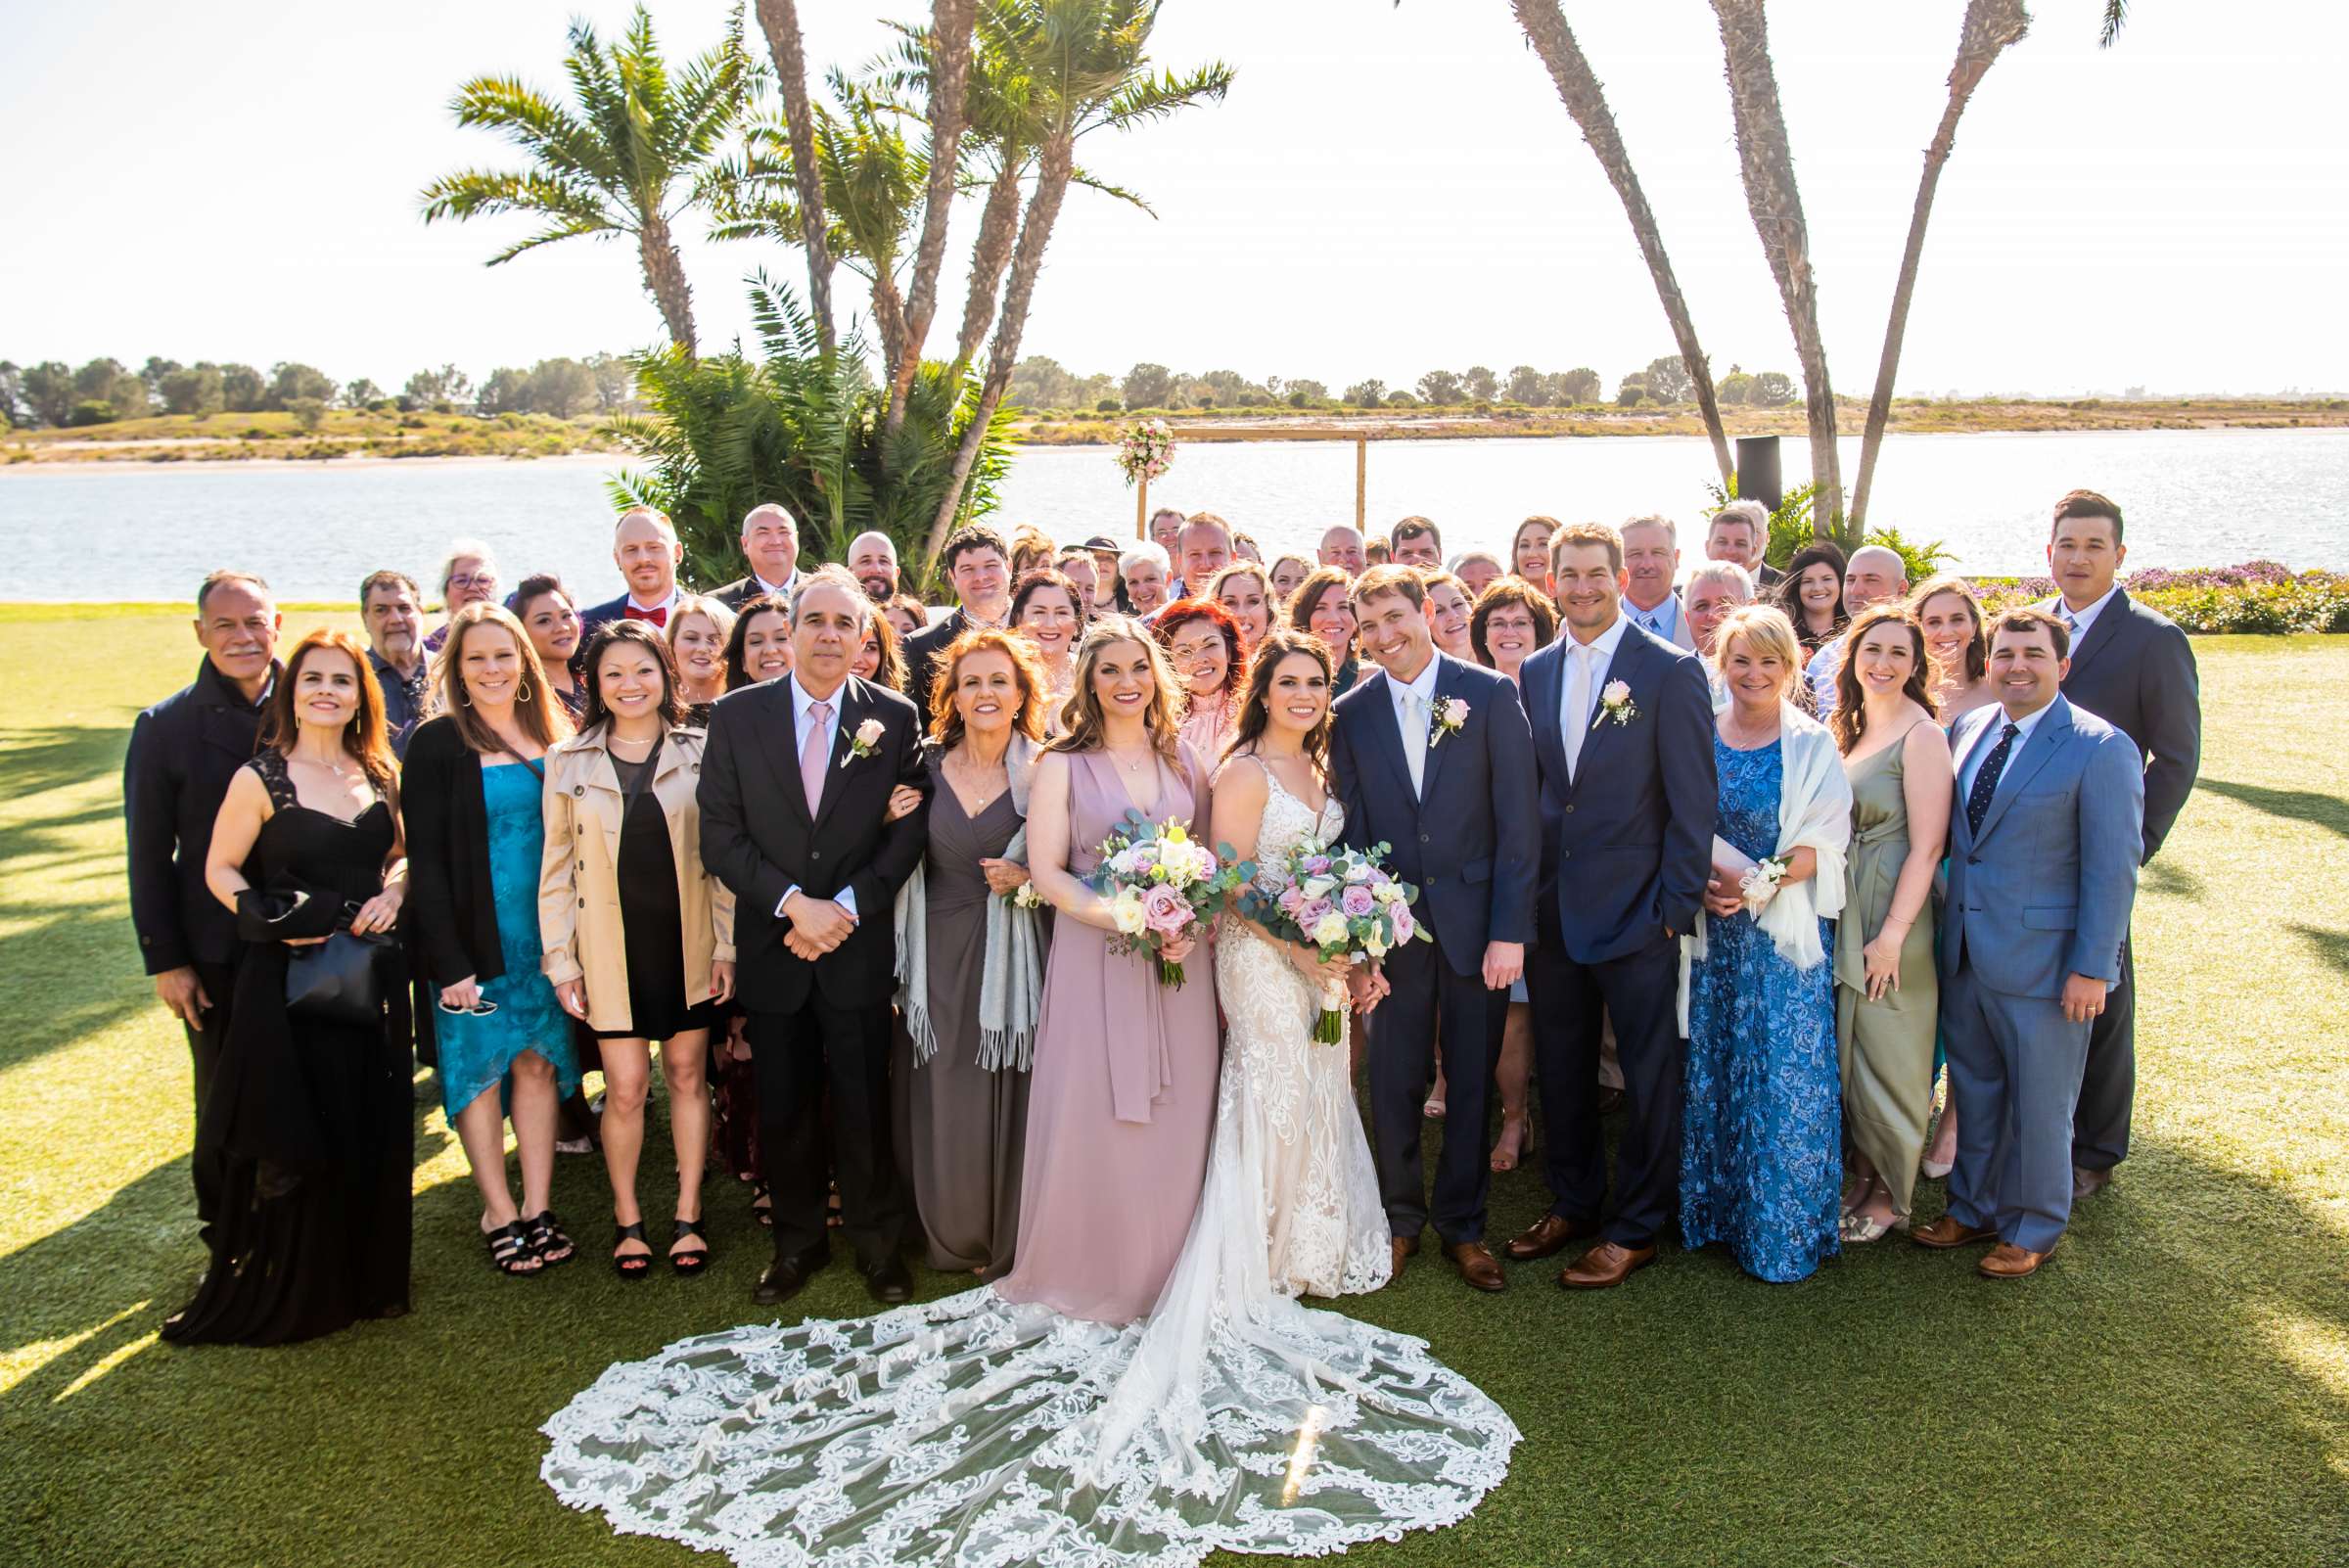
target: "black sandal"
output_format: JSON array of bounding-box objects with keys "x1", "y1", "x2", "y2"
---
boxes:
[
  {"x1": 486, "y1": 1220, "x2": 541, "y2": 1275},
  {"x1": 669, "y1": 1218, "x2": 711, "y2": 1277},
  {"x1": 527, "y1": 1210, "x2": 576, "y2": 1268},
  {"x1": 751, "y1": 1183, "x2": 772, "y2": 1228},
  {"x1": 613, "y1": 1220, "x2": 654, "y2": 1281}
]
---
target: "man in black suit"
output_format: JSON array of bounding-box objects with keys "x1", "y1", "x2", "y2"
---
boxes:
[
  {"x1": 1509, "y1": 522, "x2": 1716, "y2": 1289},
  {"x1": 123, "y1": 569, "x2": 282, "y2": 1236},
  {"x1": 699, "y1": 567, "x2": 930, "y2": 1306},
  {"x1": 1706, "y1": 500, "x2": 1782, "y2": 590},
  {"x1": 901, "y1": 524, "x2": 1011, "y2": 730},
  {"x1": 1330, "y1": 565, "x2": 1540, "y2": 1292},
  {"x1": 712, "y1": 502, "x2": 805, "y2": 612},
  {"x1": 2039, "y1": 489, "x2": 2201, "y2": 1198},
  {"x1": 579, "y1": 507, "x2": 685, "y2": 632}
]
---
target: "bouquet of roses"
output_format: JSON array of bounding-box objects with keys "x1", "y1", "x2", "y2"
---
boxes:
[
  {"x1": 1086, "y1": 809, "x2": 1243, "y2": 988},
  {"x1": 1237, "y1": 837, "x2": 1428, "y2": 1043},
  {"x1": 1114, "y1": 418, "x2": 1175, "y2": 485}
]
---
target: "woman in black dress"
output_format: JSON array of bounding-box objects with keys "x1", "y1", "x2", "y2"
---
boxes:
[
  {"x1": 542, "y1": 622, "x2": 736, "y2": 1276},
  {"x1": 169, "y1": 630, "x2": 411, "y2": 1345}
]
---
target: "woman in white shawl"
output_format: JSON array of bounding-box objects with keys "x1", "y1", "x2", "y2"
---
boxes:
[{"x1": 1679, "y1": 603, "x2": 1855, "y2": 1282}]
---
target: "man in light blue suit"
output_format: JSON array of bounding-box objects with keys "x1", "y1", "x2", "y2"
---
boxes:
[{"x1": 1914, "y1": 607, "x2": 2142, "y2": 1279}]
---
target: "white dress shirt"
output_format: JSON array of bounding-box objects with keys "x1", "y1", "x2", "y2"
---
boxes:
[
  {"x1": 624, "y1": 586, "x2": 682, "y2": 619},
  {"x1": 2049, "y1": 584, "x2": 2119, "y2": 645},
  {"x1": 779, "y1": 673, "x2": 858, "y2": 919},
  {"x1": 1958, "y1": 699, "x2": 2052, "y2": 805},
  {"x1": 1621, "y1": 592, "x2": 1683, "y2": 645},
  {"x1": 1387, "y1": 651, "x2": 1444, "y2": 796},
  {"x1": 1560, "y1": 613, "x2": 1631, "y2": 779}
]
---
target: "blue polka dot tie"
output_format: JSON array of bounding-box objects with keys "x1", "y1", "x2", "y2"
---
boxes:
[{"x1": 1966, "y1": 720, "x2": 2020, "y2": 837}]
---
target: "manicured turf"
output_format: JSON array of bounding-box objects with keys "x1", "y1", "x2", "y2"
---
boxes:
[{"x1": 2, "y1": 606, "x2": 2343, "y2": 1567}]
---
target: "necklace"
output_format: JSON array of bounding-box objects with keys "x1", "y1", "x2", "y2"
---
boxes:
[{"x1": 1107, "y1": 743, "x2": 1153, "y2": 773}]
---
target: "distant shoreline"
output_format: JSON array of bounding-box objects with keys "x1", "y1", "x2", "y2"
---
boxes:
[{"x1": 6, "y1": 397, "x2": 2343, "y2": 467}]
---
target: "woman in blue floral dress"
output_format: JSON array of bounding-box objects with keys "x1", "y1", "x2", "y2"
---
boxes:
[{"x1": 1681, "y1": 605, "x2": 1854, "y2": 1283}]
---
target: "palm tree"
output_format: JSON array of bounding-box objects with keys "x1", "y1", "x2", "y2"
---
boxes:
[
  {"x1": 1509, "y1": 1, "x2": 1734, "y2": 487},
  {"x1": 419, "y1": 5, "x2": 752, "y2": 356},
  {"x1": 1847, "y1": 0, "x2": 2030, "y2": 531},
  {"x1": 920, "y1": 0, "x2": 1232, "y2": 569},
  {"x1": 1711, "y1": 0, "x2": 1842, "y2": 536},
  {"x1": 751, "y1": 0, "x2": 839, "y2": 350},
  {"x1": 888, "y1": 1, "x2": 980, "y2": 438}
]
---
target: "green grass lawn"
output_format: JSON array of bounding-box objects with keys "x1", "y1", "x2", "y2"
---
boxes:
[{"x1": 3, "y1": 606, "x2": 2343, "y2": 1567}]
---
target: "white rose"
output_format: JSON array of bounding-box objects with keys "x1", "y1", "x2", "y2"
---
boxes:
[
  {"x1": 854, "y1": 716, "x2": 886, "y2": 748},
  {"x1": 1110, "y1": 892, "x2": 1147, "y2": 936},
  {"x1": 1372, "y1": 883, "x2": 1401, "y2": 904},
  {"x1": 1344, "y1": 862, "x2": 1371, "y2": 883},
  {"x1": 1311, "y1": 912, "x2": 1350, "y2": 946},
  {"x1": 1305, "y1": 875, "x2": 1337, "y2": 899},
  {"x1": 1364, "y1": 933, "x2": 1389, "y2": 958}
]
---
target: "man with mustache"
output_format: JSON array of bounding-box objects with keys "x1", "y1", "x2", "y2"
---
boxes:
[
  {"x1": 845, "y1": 530, "x2": 901, "y2": 603},
  {"x1": 1619, "y1": 514, "x2": 1695, "y2": 650}
]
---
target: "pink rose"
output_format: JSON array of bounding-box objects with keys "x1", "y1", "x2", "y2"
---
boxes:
[
  {"x1": 1140, "y1": 884, "x2": 1192, "y2": 938},
  {"x1": 1277, "y1": 884, "x2": 1306, "y2": 915},
  {"x1": 1295, "y1": 897, "x2": 1336, "y2": 932},
  {"x1": 1389, "y1": 902, "x2": 1416, "y2": 944},
  {"x1": 1304, "y1": 855, "x2": 1332, "y2": 876},
  {"x1": 1340, "y1": 886, "x2": 1375, "y2": 918}
]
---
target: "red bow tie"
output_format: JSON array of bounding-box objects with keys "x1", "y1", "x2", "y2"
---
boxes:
[{"x1": 623, "y1": 604, "x2": 668, "y2": 628}]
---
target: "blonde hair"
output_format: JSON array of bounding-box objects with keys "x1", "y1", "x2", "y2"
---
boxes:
[
  {"x1": 1712, "y1": 603, "x2": 1805, "y2": 701},
  {"x1": 667, "y1": 593, "x2": 736, "y2": 650},
  {"x1": 1046, "y1": 615, "x2": 1184, "y2": 761}
]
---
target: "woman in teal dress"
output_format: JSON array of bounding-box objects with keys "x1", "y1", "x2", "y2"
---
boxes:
[
  {"x1": 405, "y1": 604, "x2": 580, "y2": 1275},
  {"x1": 1681, "y1": 605, "x2": 1853, "y2": 1283}
]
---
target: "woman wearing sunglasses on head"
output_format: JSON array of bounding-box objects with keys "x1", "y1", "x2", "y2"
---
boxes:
[{"x1": 403, "y1": 603, "x2": 581, "y2": 1277}]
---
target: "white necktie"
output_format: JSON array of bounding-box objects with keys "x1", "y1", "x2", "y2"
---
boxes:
[
  {"x1": 1562, "y1": 645, "x2": 1591, "y2": 781},
  {"x1": 1403, "y1": 692, "x2": 1427, "y2": 797}
]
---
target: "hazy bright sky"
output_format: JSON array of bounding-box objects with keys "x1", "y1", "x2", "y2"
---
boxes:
[{"x1": 7, "y1": 0, "x2": 2344, "y2": 396}]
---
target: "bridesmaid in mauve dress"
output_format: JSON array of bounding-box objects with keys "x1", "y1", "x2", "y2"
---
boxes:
[{"x1": 997, "y1": 618, "x2": 1220, "y2": 1325}]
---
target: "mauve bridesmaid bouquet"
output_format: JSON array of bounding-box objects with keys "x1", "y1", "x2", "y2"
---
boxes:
[
  {"x1": 1087, "y1": 809, "x2": 1241, "y2": 988},
  {"x1": 1238, "y1": 838, "x2": 1428, "y2": 1043}
]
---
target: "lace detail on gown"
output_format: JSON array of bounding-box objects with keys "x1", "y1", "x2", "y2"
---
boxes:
[
  {"x1": 1212, "y1": 761, "x2": 1393, "y2": 1300},
  {"x1": 541, "y1": 764, "x2": 1518, "y2": 1567}
]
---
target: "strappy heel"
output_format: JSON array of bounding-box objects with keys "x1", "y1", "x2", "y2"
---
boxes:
[
  {"x1": 613, "y1": 1220, "x2": 654, "y2": 1280},
  {"x1": 485, "y1": 1220, "x2": 541, "y2": 1275},
  {"x1": 669, "y1": 1218, "x2": 711, "y2": 1277},
  {"x1": 527, "y1": 1209, "x2": 576, "y2": 1268}
]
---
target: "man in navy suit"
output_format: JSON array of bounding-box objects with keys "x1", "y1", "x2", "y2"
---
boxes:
[
  {"x1": 1329, "y1": 565, "x2": 1539, "y2": 1292},
  {"x1": 1507, "y1": 522, "x2": 1716, "y2": 1290},
  {"x1": 2037, "y1": 489, "x2": 2201, "y2": 1199},
  {"x1": 579, "y1": 507, "x2": 685, "y2": 633},
  {"x1": 1913, "y1": 608, "x2": 2142, "y2": 1278}
]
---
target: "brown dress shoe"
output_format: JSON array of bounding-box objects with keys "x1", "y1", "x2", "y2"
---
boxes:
[
  {"x1": 1978, "y1": 1241, "x2": 2055, "y2": 1278},
  {"x1": 1503, "y1": 1213, "x2": 1600, "y2": 1262},
  {"x1": 1558, "y1": 1240, "x2": 1656, "y2": 1289},
  {"x1": 2071, "y1": 1166, "x2": 2112, "y2": 1201},
  {"x1": 1390, "y1": 1234, "x2": 1419, "y2": 1278},
  {"x1": 1445, "y1": 1240, "x2": 1506, "y2": 1292},
  {"x1": 1911, "y1": 1215, "x2": 1999, "y2": 1250}
]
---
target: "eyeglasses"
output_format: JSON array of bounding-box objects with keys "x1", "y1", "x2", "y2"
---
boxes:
[
  {"x1": 448, "y1": 573, "x2": 499, "y2": 590},
  {"x1": 438, "y1": 998, "x2": 500, "y2": 1016}
]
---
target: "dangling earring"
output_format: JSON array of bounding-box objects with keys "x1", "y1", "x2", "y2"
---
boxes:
[
  {"x1": 457, "y1": 688, "x2": 473, "y2": 707},
  {"x1": 518, "y1": 683, "x2": 535, "y2": 704}
]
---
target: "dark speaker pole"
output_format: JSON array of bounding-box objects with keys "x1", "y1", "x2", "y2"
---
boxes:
[{"x1": 1735, "y1": 436, "x2": 1782, "y2": 512}]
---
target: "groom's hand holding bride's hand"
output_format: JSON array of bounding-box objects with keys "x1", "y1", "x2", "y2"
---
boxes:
[{"x1": 1348, "y1": 964, "x2": 1389, "y2": 1015}]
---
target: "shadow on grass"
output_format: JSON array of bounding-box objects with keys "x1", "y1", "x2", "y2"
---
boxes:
[
  {"x1": 0, "y1": 723, "x2": 131, "y2": 803},
  {"x1": 2286, "y1": 923, "x2": 2349, "y2": 980},
  {"x1": 2199, "y1": 776, "x2": 2349, "y2": 841},
  {"x1": 2143, "y1": 859, "x2": 2205, "y2": 901}
]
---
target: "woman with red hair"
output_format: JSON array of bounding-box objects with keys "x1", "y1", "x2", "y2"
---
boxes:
[{"x1": 1152, "y1": 597, "x2": 1246, "y2": 761}]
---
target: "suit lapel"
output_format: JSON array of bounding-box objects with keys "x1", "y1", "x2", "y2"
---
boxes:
[
  {"x1": 1975, "y1": 697, "x2": 2072, "y2": 845},
  {"x1": 1353, "y1": 669, "x2": 1418, "y2": 804},
  {"x1": 1525, "y1": 643, "x2": 1569, "y2": 788},
  {"x1": 1569, "y1": 628, "x2": 1645, "y2": 791},
  {"x1": 753, "y1": 681, "x2": 816, "y2": 827},
  {"x1": 2063, "y1": 589, "x2": 2129, "y2": 682},
  {"x1": 1417, "y1": 657, "x2": 1461, "y2": 805},
  {"x1": 809, "y1": 677, "x2": 868, "y2": 836},
  {"x1": 1947, "y1": 710, "x2": 1994, "y2": 853}
]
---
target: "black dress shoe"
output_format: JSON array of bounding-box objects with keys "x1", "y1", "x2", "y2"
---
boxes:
[
  {"x1": 752, "y1": 1244, "x2": 829, "y2": 1307},
  {"x1": 862, "y1": 1256, "x2": 913, "y2": 1305}
]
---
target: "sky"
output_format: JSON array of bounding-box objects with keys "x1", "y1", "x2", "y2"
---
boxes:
[{"x1": 5, "y1": 0, "x2": 2345, "y2": 398}]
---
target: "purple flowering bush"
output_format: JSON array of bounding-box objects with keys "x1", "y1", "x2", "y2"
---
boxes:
[{"x1": 1969, "y1": 563, "x2": 2349, "y2": 633}]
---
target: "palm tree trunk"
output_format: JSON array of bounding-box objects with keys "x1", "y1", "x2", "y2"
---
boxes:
[
  {"x1": 951, "y1": 157, "x2": 1027, "y2": 379},
  {"x1": 923, "y1": 133, "x2": 1073, "y2": 570},
  {"x1": 885, "y1": 0, "x2": 978, "y2": 438},
  {"x1": 1511, "y1": 0, "x2": 1732, "y2": 486},
  {"x1": 1711, "y1": 0, "x2": 1842, "y2": 537},
  {"x1": 1848, "y1": 0, "x2": 2029, "y2": 530},
  {"x1": 637, "y1": 214, "x2": 697, "y2": 356},
  {"x1": 753, "y1": 0, "x2": 837, "y2": 352}
]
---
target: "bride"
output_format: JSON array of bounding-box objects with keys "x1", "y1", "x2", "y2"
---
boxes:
[{"x1": 541, "y1": 623, "x2": 1517, "y2": 1567}]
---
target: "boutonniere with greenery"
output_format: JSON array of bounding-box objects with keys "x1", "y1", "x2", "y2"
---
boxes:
[
  {"x1": 1428, "y1": 695, "x2": 1468, "y2": 747},
  {"x1": 1592, "y1": 679, "x2": 1638, "y2": 729},
  {"x1": 843, "y1": 715, "x2": 886, "y2": 766}
]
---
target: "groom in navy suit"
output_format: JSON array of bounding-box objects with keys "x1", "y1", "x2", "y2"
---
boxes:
[
  {"x1": 1508, "y1": 522, "x2": 1716, "y2": 1289},
  {"x1": 1330, "y1": 565, "x2": 1539, "y2": 1292}
]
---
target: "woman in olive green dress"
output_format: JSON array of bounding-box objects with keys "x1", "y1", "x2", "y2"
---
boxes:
[{"x1": 1828, "y1": 606, "x2": 1953, "y2": 1242}]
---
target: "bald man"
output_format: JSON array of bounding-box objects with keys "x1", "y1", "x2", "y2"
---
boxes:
[
  {"x1": 1319, "y1": 526, "x2": 1366, "y2": 576},
  {"x1": 845, "y1": 530, "x2": 900, "y2": 602},
  {"x1": 583, "y1": 508, "x2": 687, "y2": 631},
  {"x1": 1806, "y1": 544, "x2": 1909, "y2": 716},
  {"x1": 714, "y1": 502, "x2": 806, "y2": 611}
]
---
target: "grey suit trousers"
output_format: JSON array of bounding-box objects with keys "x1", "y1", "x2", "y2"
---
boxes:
[{"x1": 1942, "y1": 964, "x2": 2093, "y2": 1254}]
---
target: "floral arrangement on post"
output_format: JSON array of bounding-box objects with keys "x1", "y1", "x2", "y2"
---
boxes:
[
  {"x1": 1237, "y1": 837, "x2": 1429, "y2": 1042},
  {"x1": 1115, "y1": 418, "x2": 1176, "y2": 486},
  {"x1": 1087, "y1": 808, "x2": 1241, "y2": 988}
]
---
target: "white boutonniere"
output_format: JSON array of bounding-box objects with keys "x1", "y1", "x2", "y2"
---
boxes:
[
  {"x1": 1738, "y1": 855, "x2": 1788, "y2": 917},
  {"x1": 842, "y1": 715, "x2": 886, "y2": 766},
  {"x1": 1428, "y1": 696, "x2": 1468, "y2": 747},
  {"x1": 1591, "y1": 679, "x2": 1637, "y2": 730}
]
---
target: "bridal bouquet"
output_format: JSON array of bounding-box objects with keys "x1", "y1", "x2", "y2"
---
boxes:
[
  {"x1": 1087, "y1": 810, "x2": 1240, "y2": 988},
  {"x1": 1237, "y1": 838, "x2": 1428, "y2": 1043}
]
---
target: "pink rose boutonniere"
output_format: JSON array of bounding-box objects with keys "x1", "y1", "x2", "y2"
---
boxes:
[
  {"x1": 1428, "y1": 696, "x2": 1469, "y2": 747},
  {"x1": 1591, "y1": 679, "x2": 1637, "y2": 729},
  {"x1": 843, "y1": 715, "x2": 887, "y2": 765}
]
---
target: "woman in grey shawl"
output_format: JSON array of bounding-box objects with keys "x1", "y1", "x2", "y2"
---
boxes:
[{"x1": 893, "y1": 627, "x2": 1054, "y2": 1277}]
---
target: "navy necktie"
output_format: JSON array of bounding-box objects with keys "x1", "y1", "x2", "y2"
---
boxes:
[{"x1": 1966, "y1": 720, "x2": 2020, "y2": 837}]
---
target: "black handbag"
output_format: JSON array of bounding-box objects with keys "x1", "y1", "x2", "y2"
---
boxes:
[{"x1": 286, "y1": 900, "x2": 398, "y2": 1028}]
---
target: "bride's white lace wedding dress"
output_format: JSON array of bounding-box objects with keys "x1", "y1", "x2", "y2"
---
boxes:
[{"x1": 540, "y1": 765, "x2": 1518, "y2": 1566}]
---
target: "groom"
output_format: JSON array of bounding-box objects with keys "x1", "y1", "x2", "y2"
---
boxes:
[
  {"x1": 699, "y1": 567, "x2": 930, "y2": 1308},
  {"x1": 1329, "y1": 565, "x2": 1539, "y2": 1292},
  {"x1": 1510, "y1": 521, "x2": 1715, "y2": 1289}
]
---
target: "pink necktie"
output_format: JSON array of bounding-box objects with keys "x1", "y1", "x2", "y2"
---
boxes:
[{"x1": 801, "y1": 700, "x2": 832, "y2": 814}]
